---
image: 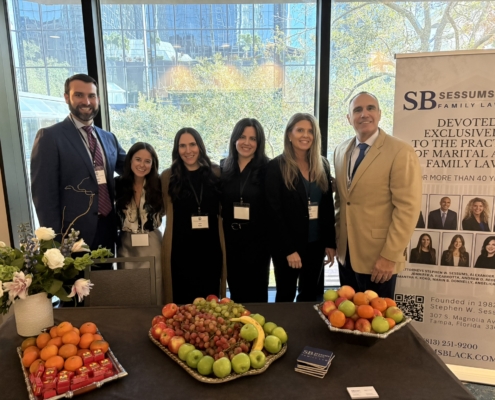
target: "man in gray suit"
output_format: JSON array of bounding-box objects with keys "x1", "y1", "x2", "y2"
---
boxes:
[
  {"x1": 427, "y1": 197, "x2": 457, "y2": 230},
  {"x1": 31, "y1": 74, "x2": 126, "y2": 251}
]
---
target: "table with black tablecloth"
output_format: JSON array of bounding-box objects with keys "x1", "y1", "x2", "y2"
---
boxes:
[{"x1": 0, "y1": 303, "x2": 474, "y2": 400}]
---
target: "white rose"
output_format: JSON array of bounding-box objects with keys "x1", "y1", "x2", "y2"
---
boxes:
[
  {"x1": 71, "y1": 239, "x2": 90, "y2": 253},
  {"x1": 0, "y1": 241, "x2": 6, "y2": 247},
  {"x1": 35, "y1": 227, "x2": 56, "y2": 241},
  {"x1": 42, "y1": 248, "x2": 65, "y2": 270}
]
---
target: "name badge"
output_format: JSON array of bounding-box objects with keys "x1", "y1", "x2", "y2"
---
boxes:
[
  {"x1": 95, "y1": 167, "x2": 107, "y2": 185},
  {"x1": 308, "y1": 202, "x2": 318, "y2": 220},
  {"x1": 131, "y1": 233, "x2": 149, "y2": 247},
  {"x1": 192, "y1": 214, "x2": 209, "y2": 229},
  {"x1": 233, "y1": 202, "x2": 250, "y2": 220}
]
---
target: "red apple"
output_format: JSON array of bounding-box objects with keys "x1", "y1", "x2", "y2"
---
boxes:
[
  {"x1": 168, "y1": 336, "x2": 186, "y2": 354},
  {"x1": 219, "y1": 297, "x2": 231, "y2": 304},
  {"x1": 206, "y1": 294, "x2": 219, "y2": 302},
  {"x1": 337, "y1": 285, "x2": 355, "y2": 300},
  {"x1": 335, "y1": 297, "x2": 347, "y2": 308},
  {"x1": 162, "y1": 303, "x2": 178, "y2": 318},
  {"x1": 355, "y1": 318, "x2": 372, "y2": 333},
  {"x1": 151, "y1": 315, "x2": 165, "y2": 327},
  {"x1": 151, "y1": 322, "x2": 167, "y2": 340},
  {"x1": 321, "y1": 300, "x2": 337, "y2": 316},
  {"x1": 242, "y1": 310, "x2": 251, "y2": 316},
  {"x1": 350, "y1": 312, "x2": 359, "y2": 322},
  {"x1": 373, "y1": 309, "x2": 383, "y2": 318},
  {"x1": 159, "y1": 328, "x2": 176, "y2": 346},
  {"x1": 342, "y1": 317, "x2": 355, "y2": 330}
]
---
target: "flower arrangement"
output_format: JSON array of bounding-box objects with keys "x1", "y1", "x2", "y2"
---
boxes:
[{"x1": 0, "y1": 224, "x2": 112, "y2": 315}]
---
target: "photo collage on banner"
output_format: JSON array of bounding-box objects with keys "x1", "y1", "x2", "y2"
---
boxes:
[{"x1": 393, "y1": 50, "x2": 495, "y2": 374}]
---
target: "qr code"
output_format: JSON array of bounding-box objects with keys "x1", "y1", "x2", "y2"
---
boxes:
[{"x1": 395, "y1": 294, "x2": 424, "y2": 322}]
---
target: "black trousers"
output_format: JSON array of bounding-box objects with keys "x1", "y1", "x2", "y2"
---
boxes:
[
  {"x1": 338, "y1": 247, "x2": 397, "y2": 298},
  {"x1": 273, "y1": 240, "x2": 325, "y2": 302}
]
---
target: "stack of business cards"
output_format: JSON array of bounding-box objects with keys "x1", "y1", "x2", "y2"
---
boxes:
[{"x1": 294, "y1": 346, "x2": 334, "y2": 378}]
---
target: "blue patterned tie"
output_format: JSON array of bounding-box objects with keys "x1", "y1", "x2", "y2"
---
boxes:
[{"x1": 352, "y1": 143, "x2": 369, "y2": 178}]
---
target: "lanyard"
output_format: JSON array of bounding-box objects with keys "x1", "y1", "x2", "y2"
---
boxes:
[
  {"x1": 188, "y1": 178, "x2": 203, "y2": 214},
  {"x1": 70, "y1": 115, "x2": 97, "y2": 165},
  {"x1": 302, "y1": 171, "x2": 312, "y2": 205},
  {"x1": 239, "y1": 170, "x2": 251, "y2": 204}
]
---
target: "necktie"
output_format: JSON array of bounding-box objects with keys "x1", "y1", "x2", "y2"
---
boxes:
[
  {"x1": 441, "y1": 212, "x2": 446, "y2": 227},
  {"x1": 352, "y1": 143, "x2": 369, "y2": 178},
  {"x1": 81, "y1": 125, "x2": 112, "y2": 216}
]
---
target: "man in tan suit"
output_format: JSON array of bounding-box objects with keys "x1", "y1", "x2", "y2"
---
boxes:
[{"x1": 333, "y1": 92, "x2": 422, "y2": 297}]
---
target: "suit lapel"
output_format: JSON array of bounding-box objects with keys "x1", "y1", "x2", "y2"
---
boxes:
[
  {"x1": 62, "y1": 117, "x2": 97, "y2": 181},
  {"x1": 336, "y1": 139, "x2": 354, "y2": 196}
]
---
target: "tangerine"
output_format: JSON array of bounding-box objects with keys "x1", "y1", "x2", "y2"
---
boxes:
[
  {"x1": 47, "y1": 337, "x2": 63, "y2": 348},
  {"x1": 385, "y1": 317, "x2": 396, "y2": 329},
  {"x1": 36, "y1": 332, "x2": 51, "y2": 349},
  {"x1": 45, "y1": 355, "x2": 64, "y2": 371},
  {"x1": 22, "y1": 350, "x2": 39, "y2": 368},
  {"x1": 353, "y1": 292, "x2": 370, "y2": 306},
  {"x1": 23, "y1": 346, "x2": 40, "y2": 358},
  {"x1": 49, "y1": 326, "x2": 59, "y2": 338},
  {"x1": 329, "y1": 310, "x2": 346, "y2": 328},
  {"x1": 370, "y1": 297, "x2": 388, "y2": 313},
  {"x1": 90, "y1": 340, "x2": 109, "y2": 354},
  {"x1": 80, "y1": 322, "x2": 97, "y2": 335},
  {"x1": 77, "y1": 348, "x2": 87, "y2": 358},
  {"x1": 64, "y1": 356, "x2": 83, "y2": 372},
  {"x1": 21, "y1": 337, "x2": 37, "y2": 351},
  {"x1": 357, "y1": 304, "x2": 374, "y2": 319},
  {"x1": 93, "y1": 334, "x2": 103, "y2": 341},
  {"x1": 73, "y1": 327, "x2": 80, "y2": 336},
  {"x1": 59, "y1": 344, "x2": 78, "y2": 359},
  {"x1": 29, "y1": 359, "x2": 44, "y2": 374},
  {"x1": 40, "y1": 344, "x2": 58, "y2": 361},
  {"x1": 385, "y1": 298, "x2": 397, "y2": 308},
  {"x1": 62, "y1": 330, "x2": 80, "y2": 346},
  {"x1": 79, "y1": 333, "x2": 95, "y2": 349},
  {"x1": 56, "y1": 321, "x2": 73, "y2": 337}
]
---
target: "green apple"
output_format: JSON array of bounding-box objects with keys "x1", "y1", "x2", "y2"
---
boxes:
[
  {"x1": 371, "y1": 316, "x2": 390, "y2": 333},
  {"x1": 231, "y1": 352, "x2": 250, "y2": 374},
  {"x1": 263, "y1": 321, "x2": 277, "y2": 335},
  {"x1": 324, "y1": 289, "x2": 338, "y2": 302},
  {"x1": 249, "y1": 350, "x2": 266, "y2": 369},
  {"x1": 186, "y1": 349, "x2": 203, "y2": 369},
  {"x1": 385, "y1": 306, "x2": 404, "y2": 324},
  {"x1": 213, "y1": 357, "x2": 232, "y2": 378},
  {"x1": 178, "y1": 343, "x2": 195, "y2": 361},
  {"x1": 271, "y1": 326, "x2": 288, "y2": 344},
  {"x1": 197, "y1": 355, "x2": 215, "y2": 376},
  {"x1": 264, "y1": 335, "x2": 282, "y2": 354},
  {"x1": 240, "y1": 323, "x2": 258, "y2": 341},
  {"x1": 251, "y1": 313, "x2": 265, "y2": 326},
  {"x1": 338, "y1": 300, "x2": 356, "y2": 317}
]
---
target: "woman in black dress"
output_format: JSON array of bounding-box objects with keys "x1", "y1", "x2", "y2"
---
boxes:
[
  {"x1": 410, "y1": 233, "x2": 436, "y2": 265},
  {"x1": 221, "y1": 118, "x2": 270, "y2": 303},
  {"x1": 474, "y1": 236, "x2": 495, "y2": 269},
  {"x1": 160, "y1": 128, "x2": 226, "y2": 304},
  {"x1": 462, "y1": 197, "x2": 490, "y2": 231},
  {"x1": 440, "y1": 234, "x2": 469, "y2": 267},
  {"x1": 265, "y1": 113, "x2": 336, "y2": 302}
]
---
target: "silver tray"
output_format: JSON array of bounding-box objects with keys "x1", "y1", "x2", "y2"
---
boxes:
[
  {"x1": 314, "y1": 303, "x2": 412, "y2": 339},
  {"x1": 148, "y1": 329, "x2": 287, "y2": 383},
  {"x1": 18, "y1": 330, "x2": 128, "y2": 400}
]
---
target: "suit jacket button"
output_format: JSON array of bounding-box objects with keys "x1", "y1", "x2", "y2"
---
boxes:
[{"x1": 347, "y1": 202, "x2": 350, "y2": 205}]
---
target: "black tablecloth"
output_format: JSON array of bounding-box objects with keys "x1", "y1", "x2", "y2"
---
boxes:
[{"x1": 0, "y1": 303, "x2": 474, "y2": 400}]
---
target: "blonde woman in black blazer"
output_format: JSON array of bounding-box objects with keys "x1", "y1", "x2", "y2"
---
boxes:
[{"x1": 265, "y1": 113, "x2": 336, "y2": 302}]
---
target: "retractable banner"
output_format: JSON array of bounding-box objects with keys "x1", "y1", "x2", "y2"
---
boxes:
[{"x1": 393, "y1": 50, "x2": 495, "y2": 379}]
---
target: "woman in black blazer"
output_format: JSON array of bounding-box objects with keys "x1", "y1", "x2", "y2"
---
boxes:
[
  {"x1": 221, "y1": 118, "x2": 270, "y2": 303},
  {"x1": 461, "y1": 197, "x2": 490, "y2": 231},
  {"x1": 440, "y1": 234, "x2": 469, "y2": 267},
  {"x1": 265, "y1": 113, "x2": 336, "y2": 302}
]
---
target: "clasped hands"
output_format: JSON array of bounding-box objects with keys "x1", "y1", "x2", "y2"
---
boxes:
[{"x1": 286, "y1": 248, "x2": 336, "y2": 269}]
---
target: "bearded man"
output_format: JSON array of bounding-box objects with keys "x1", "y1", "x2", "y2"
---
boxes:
[{"x1": 31, "y1": 74, "x2": 126, "y2": 251}]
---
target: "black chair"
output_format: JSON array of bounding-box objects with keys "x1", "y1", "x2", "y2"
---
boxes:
[{"x1": 84, "y1": 257, "x2": 158, "y2": 306}]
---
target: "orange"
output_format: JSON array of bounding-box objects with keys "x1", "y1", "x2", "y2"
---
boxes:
[
  {"x1": 56, "y1": 321, "x2": 73, "y2": 337},
  {"x1": 79, "y1": 333, "x2": 95, "y2": 349},
  {"x1": 357, "y1": 305, "x2": 374, "y2": 319},
  {"x1": 76, "y1": 348, "x2": 87, "y2": 358},
  {"x1": 384, "y1": 298, "x2": 397, "y2": 308},
  {"x1": 329, "y1": 310, "x2": 346, "y2": 328},
  {"x1": 73, "y1": 327, "x2": 80, "y2": 336},
  {"x1": 80, "y1": 322, "x2": 97, "y2": 335},
  {"x1": 385, "y1": 317, "x2": 396, "y2": 329},
  {"x1": 93, "y1": 334, "x2": 103, "y2": 341},
  {"x1": 90, "y1": 340, "x2": 109, "y2": 354},
  {"x1": 370, "y1": 297, "x2": 388, "y2": 313},
  {"x1": 23, "y1": 346, "x2": 40, "y2": 358},
  {"x1": 40, "y1": 344, "x2": 58, "y2": 361},
  {"x1": 21, "y1": 337, "x2": 37, "y2": 351},
  {"x1": 47, "y1": 337, "x2": 63, "y2": 348},
  {"x1": 29, "y1": 359, "x2": 44, "y2": 374},
  {"x1": 62, "y1": 331, "x2": 80, "y2": 346},
  {"x1": 36, "y1": 332, "x2": 51, "y2": 349},
  {"x1": 64, "y1": 356, "x2": 83, "y2": 372},
  {"x1": 59, "y1": 344, "x2": 78, "y2": 359},
  {"x1": 45, "y1": 355, "x2": 64, "y2": 371},
  {"x1": 49, "y1": 326, "x2": 59, "y2": 338},
  {"x1": 353, "y1": 292, "x2": 370, "y2": 306},
  {"x1": 22, "y1": 350, "x2": 39, "y2": 368}
]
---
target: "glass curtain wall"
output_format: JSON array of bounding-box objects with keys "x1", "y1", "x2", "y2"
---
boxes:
[
  {"x1": 7, "y1": 0, "x2": 88, "y2": 225},
  {"x1": 328, "y1": 0, "x2": 495, "y2": 154}
]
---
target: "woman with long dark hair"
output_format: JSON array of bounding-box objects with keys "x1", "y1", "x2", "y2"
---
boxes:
[
  {"x1": 474, "y1": 236, "x2": 495, "y2": 269},
  {"x1": 265, "y1": 113, "x2": 336, "y2": 302},
  {"x1": 161, "y1": 128, "x2": 226, "y2": 304},
  {"x1": 115, "y1": 142, "x2": 164, "y2": 302},
  {"x1": 440, "y1": 235, "x2": 469, "y2": 267},
  {"x1": 410, "y1": 233, "x2": 436, "y2": 265},
  {"x1": 221, "y1": 118, "x2": 270, "y2": 303}
]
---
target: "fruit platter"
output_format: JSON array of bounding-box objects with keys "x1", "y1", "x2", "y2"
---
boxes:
[
  {"x1": 149, "y1": 295, "x2": 288, "y2": 383},
  {"x1": 315, "y1": 286, "x2": 411, "y2": 341},
  {"x1": 18, "y1": 321, "x2": 127, "y2": 399}
]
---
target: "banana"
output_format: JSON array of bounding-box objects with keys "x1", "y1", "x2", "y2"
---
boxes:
[{"x1": 230, "y1": 316, "x2": 265, "y2": 351}]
